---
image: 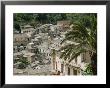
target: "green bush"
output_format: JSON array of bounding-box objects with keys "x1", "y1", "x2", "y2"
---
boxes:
[
  {"x1": 17, "y1": 57, "x2": 30, "y2": 69},
  {"x1": 18, "y1": 63, "x2": 26, "y2": 69},
  {"x1": 19, "y1": 57, "x2": 30, "y2": 65},
  {"x1": 83, "y1": 64, "x2": 93, "y2": 75}
]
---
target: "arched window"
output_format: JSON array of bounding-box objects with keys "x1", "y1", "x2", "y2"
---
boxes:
[
  {"x1": 68, "y1": 67, "x2": 70, "y2": 75},
  {"x1": 73, "y1": 69, "x2": 77, "y2": 75}
]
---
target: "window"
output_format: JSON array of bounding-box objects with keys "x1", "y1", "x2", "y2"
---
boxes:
[
  {"x1": 73, "y1": 69, "x2": 77, "y2": 75},
  {"x1": 28, "y1": 38, "x2": 30, "y2": 41},
  {"x1": 75, "y1": 58, "x2": 77, "y2": 64},
  {"x1": 56, "y1": 62, "x2": 57, "y2": 70},
  {"x1": 61, "y1": 64, "x2": 64, "y2": 73},
  {"x1": 68, "y1": 67, "x2": 70, "y2": 75},
  {"x1": 81, "y1": 53, "x2": 86, "y2": 62}
]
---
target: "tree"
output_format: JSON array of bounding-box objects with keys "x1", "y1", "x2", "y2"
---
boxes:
[
  {"x1": 30, "y1": 21, "x2": 40, "y2": 29},
  {"x1": 60, "y1": 14, "x2": 97, "y2": 75},
  {"x1": 14, "y1": 13, "x2": 69, "y2": 26},
  {"x1": 14, "y1": 22, "x2": 21, "y2": 33},
  {"x1": 19, "y1": 57, "x2": 30, "y2": 66},
  {"x1": 37, "y1": 13, "x2": 48, "y2": 24},
  {"x1": 83, "y1": 64, "x2": 93, "y2": 75},
  {"x1": 18, "y1": 63, "x2": 26, "y2": 69},
  {"x1": 46, "y1": 14, "x2": 55, "y2": 24},
  {"x1": 18, "y1": 57, "x2": 30, "y2": 69}
]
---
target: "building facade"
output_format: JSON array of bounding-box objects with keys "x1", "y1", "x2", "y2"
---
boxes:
[{"x1": 13, "y1": 34, "x2": 31, "y2": 46}]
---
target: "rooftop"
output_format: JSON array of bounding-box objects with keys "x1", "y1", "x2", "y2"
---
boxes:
[{"x1": 14, "y1": 33, "x2": 29, "y2": 38}]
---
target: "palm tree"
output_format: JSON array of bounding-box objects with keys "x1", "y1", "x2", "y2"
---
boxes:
[{"x1": 60, "y1": 14, "x2": 97, "y2": 75}]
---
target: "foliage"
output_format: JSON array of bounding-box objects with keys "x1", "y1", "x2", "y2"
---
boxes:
[
  {"x1": 13, "y1": 13, "x2": 97, "y2": 74},
  {"x1": 59, "y1": 13, "x2": 97, "y2": 75},
  {"x1": 14, "y1": 13, "x2": 33, "y2": 22},
  {"x1": 14, "y1": 13, "x2": 68, "y2": 28},
  {"x1": 14, "y1": 22, "x2": 21, "y2": 33},
  {"x1": 14, "y1": 13, "x2": 97, "y2": 29},
  {"x1": 18, "y1": 62, "x2": 26, "y2": 69},
  {"x1": 19, "y1": 57, "x2": 29, "y2": 65},
  {"x1": 30, "y1": 21, "x2": 40, "y2": 29},
  {"x1": 83, "y1": 64, "x2": 93, "y2": 75},
  {"x1": 18, "y1": 57, "x2": 30, "y2": 69}
]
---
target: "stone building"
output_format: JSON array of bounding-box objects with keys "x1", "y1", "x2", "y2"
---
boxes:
[
  {"x1": 22, "y1": 50, "x2": 36, "y2": 63},
  {"x1": 64, "y1": 52, "x2": 91, "y2": 75},
  {"x1": 27, "y1": 42, "x2": 37, "y2": 53},
  {"x1": 51, "y1": 51, "x2": 91, "y2": 75},
  {"x1": 50, "y1": 39, "x2": 91, "y2": 75},
  {"x1": 21, "y1": 28, "x2": 35, "y2": 34},
  {"x1": 21, "y1": 25, "x2": 34, "y2": 30},
  {"x1": 20, "y1": 25, "x2": 36, "y2": 39},
  {"x1": 57, "y1": 20, "x2": 71, "y2": 30},
  {"x1": 13, "y1": 34, "x2": 31, "y2": 46}
]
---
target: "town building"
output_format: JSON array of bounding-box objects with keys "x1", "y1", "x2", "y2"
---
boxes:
[
  {"x1": 51, "y1": 51, "x2": 91, "y2": 75},
  {"x1": 57, "y1": 20, "x2": 71, "y2": 30},
  {"x1": 13, "y1": 34, "x2": 31, "y2": 46},
  {"x1": 13, "y1": 23, "x2": 92, "y2": 76},
  {"x1": 20, "y1": 25, "x2": 34, "y2": 30},
  {"x1": 50, "y1": 39, "x2": 91, "y2": 75},
  {"x1": 22, "y1": 50, "x2": 36, "y2": 63}
]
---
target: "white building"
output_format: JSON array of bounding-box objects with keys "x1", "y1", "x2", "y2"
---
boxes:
[{"x1": 50, "y1": 39, "x2": 91, "y2": 75}]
